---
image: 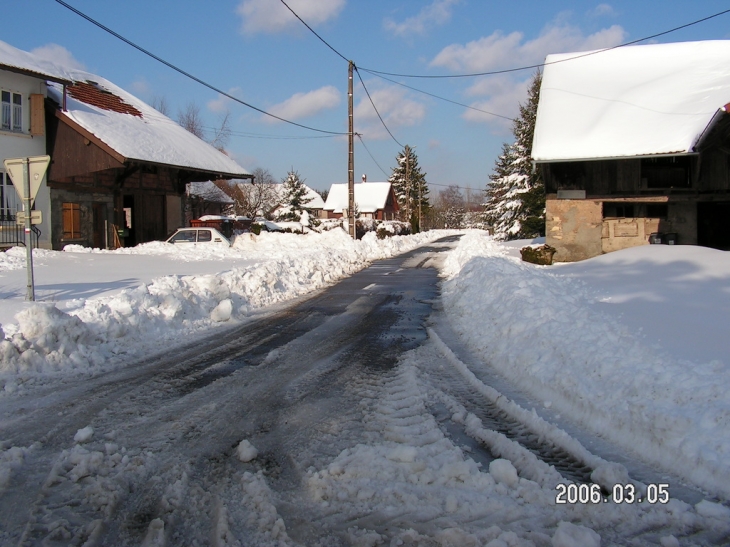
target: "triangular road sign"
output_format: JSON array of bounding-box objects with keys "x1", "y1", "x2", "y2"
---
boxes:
[{"x1": 3, "y1": 155, "x2": 51, "y2": 207}]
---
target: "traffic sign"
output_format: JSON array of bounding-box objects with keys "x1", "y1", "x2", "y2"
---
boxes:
[
  {"x1": 3, "y1": 155, "x2": 50, "y2": 208},
  {"x1": 15, "y1": 210, "x2": 42, "y2": 225}
]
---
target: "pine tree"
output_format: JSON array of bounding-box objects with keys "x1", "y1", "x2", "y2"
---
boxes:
[
  {"x1": 279, "y1": 169, "x2": 313, "y2": 222},
  {"x1": 484, "y1": 71, "x2": 545, "y2": 240},
  {"x1": 388, "y1": 145, "x2": 430, "y2": 232}
]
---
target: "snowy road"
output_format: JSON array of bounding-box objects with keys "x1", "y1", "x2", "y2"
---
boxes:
[{"x1": 0, "y1": 236, "x2": 727, "y2": 546}]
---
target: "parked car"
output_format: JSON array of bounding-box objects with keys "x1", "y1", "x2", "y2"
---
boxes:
[
  {"x1": 253, "y1": 218, "x2": 284, "y2": 232},
  {"x1": 165, "y1": 227, "x2": 231, "y2": 246}
]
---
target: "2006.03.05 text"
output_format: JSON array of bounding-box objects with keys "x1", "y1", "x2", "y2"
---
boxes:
[{"x1": 555, "y1": 482, "x2": 670, "y2": 504}]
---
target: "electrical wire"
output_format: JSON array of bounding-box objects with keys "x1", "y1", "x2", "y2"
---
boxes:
[
  {"x1": 279, "y1": 0, "x2": 350, "y2": 64},
  {"x1": 358, "y1": 8, "x2": 730, "y2": 79},
  {"x1": 53, "y1": 0, "x2": 348, "y2": 136},
  {"x1": 356, "y1": 135, "x2": 390, "y2": 178},
  {"x1": 354, "y1": 67, "x2": 404, "y2": 148},
  {"x1": 358, "y1": 70, "x2": 516, "y2": 122}
]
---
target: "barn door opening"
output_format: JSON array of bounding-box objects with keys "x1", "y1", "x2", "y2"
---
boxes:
[
  {"x1": 123, "y1": 194, "x2": 136, "y2": 246},
  {"x1": 698, "y1": 202, "x2": 730, "y2": 250}
]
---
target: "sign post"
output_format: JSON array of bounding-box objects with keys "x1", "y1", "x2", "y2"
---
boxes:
[{"x1": 3, "y1": 155, "x2": 51, "y2": 301}]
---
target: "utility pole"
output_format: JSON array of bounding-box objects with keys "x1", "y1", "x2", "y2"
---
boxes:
[
  {"x1": 404, "y1": 145, "x2": 411, "y2": 227},
  {"x1": 418, "y1": 170, "x2": 422, "y2": 233},
  {"x1": 347, "y1": 61, "x2": 355, "y2": 239}
]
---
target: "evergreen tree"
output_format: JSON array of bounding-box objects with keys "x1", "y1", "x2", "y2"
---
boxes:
[
  {"x1": 484, "y1": 71, "x2": 545, "y2": 240},
  {"x1": 388, "y1": 145, "x2": 430, "y2": 232},
  {"x1": 278, "y1": 169, "x2": 313, "y2": 222}
]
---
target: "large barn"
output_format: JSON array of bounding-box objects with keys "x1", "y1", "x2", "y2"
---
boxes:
[{"x1": 532, "y1": 40, "x2": 730, "y2": 262}]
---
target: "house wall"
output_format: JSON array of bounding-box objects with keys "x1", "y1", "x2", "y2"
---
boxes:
[
  {"x1": 50, "y1": 187, "x2": 114, "y2": 249},
  {"x1": 0, "y1": 70, "x2": 51, "y2": 248},
  {"x1": 546, "y1": 198, "x2": 603, "y2": 262},
  {"x1": 541, "y1": 142, "x2": 726, "y2": 260}
]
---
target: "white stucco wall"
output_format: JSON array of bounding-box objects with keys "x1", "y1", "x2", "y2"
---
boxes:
[{"x1": 0, "y1": 69, "x2": 50, "y2": 248}]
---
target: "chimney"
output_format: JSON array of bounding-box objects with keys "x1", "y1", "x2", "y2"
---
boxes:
[{"x1": 361, "y1": 174, "x2": 367, "y2": 183}]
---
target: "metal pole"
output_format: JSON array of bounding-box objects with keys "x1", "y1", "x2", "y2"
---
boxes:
[
  {"x1": 348, "y1": 61, "x2": 355, "y2": 239},
  {"x1": 22, "y1": 159, "x2": 35, "y2": 301}
]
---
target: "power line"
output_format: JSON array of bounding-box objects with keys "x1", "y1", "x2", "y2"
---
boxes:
[
  {"x1": 358, "y1": 8, "x2": 730, "y2": 79},
  {"x1": 358, "y1": 69, "x2": 515, "y2": 122},
  {"x1": 278, "y1": 0, "x2": 349, "y2": 64},
  {"x1": 356, "y1": 135, "x2": 390, "y2": 178},
  {"x1": 354, "y1": 67, "x2": 404, "y2": 148},
  {"x1": 53, "y1": 0, "x2": 348, "y2": 136}
]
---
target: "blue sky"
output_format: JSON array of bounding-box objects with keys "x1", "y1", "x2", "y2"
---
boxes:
[{"x1": 4, "y1": 0, "x2": 730, "y2": 194}]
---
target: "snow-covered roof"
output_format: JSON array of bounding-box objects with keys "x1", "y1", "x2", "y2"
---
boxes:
[
  {"x1": 532, "y1": 40, "x2": 730, "y2": 162},
  {"x1": 273, "y1": 183, "x2": 325, "y2": 209},
  {"x1": 0, "y1": 40, "x2": 72, "y2": 83},
  {"x1": 0, "y1": 40, "x2": 249, "y2": 178},
  {"x1": 187, "y1": 181, "x2": 234, "y2": 204},
  {"x1": 324, "y1": 182, "x2": 393, "y2": 213}
]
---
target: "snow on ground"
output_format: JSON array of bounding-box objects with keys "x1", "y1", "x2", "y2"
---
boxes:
[
  {"x1": 1, "y1": 228, "x2": 729, "y2": 544},
  {"x1": 441, "y1": 231, "x2": 730, "y2": 501},
  {"x1": 0, "y1": 229, "x2": 450, "y2": 381}
]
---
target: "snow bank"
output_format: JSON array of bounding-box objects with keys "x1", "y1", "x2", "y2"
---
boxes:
[
  {"x1": 441, "y1": 231, "x2": 730, "y2": 498},
  {"x1": 0, "y1": 229, "x2": 449, "y2": 383}
]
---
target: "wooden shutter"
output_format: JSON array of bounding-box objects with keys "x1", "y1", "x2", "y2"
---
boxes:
[
  {"x1": 30, "y1": 94, "x2": 45, "y2": 136},
  {"x1": 62, "y1": 202, "x2": 81, "y2": 239}
]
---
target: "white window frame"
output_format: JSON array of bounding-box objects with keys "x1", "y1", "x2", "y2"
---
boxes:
[
  {"x1": 1, "y1": 89, "x2": 23, "y2": 133},
  {"x1": 0, "y1": 171, "x2": 20, "y2": 220}
]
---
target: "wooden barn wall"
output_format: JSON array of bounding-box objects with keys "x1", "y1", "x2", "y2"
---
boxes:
[
  {"x1": 543, "y1": 149, "x2": 730, "y2": 196},
  {"x1": 697, "y1": 149, "x2": 730, "y2": 192},
  {"x1": 542, "y1": 159, "x2": 642, "y2": 195},
  {"x1": 47, "y1": 119, "x2": 124, "y2": 182}
]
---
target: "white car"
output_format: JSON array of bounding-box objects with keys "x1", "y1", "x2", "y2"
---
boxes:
[{"x1": 165, "y1": 227, "x2": 231, "y2": 246}]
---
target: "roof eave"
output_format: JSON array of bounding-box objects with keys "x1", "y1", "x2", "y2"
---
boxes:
[
  {"x1": 0, "y1": 64, "x2": 71, "y2": 85},
  {"x1": 533, "y1": 151, "x2": 699, "y2": 164},
  {"x1": 56, "y1": 109, "x2": 252, "y2": 179}
]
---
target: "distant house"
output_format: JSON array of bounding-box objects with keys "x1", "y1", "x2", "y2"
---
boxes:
[
  {"x1": 271, "y1": 183, "x2": 325, "y2": 219},
  {"x1": 532, "y1": 40, "x2": 730, "y2": 262},
  {"x1": 0, "y1": 40, "x2": 251, "y2": 250},
  {"x1": 186, "y1": 181, "x2": 234, "y2": 222},
  {"x1": 323, "y1": 182, "x2": 399, "y2": 220},
  {"x1": 0, "y1": 41, "x2": 71, "y2": 249}
]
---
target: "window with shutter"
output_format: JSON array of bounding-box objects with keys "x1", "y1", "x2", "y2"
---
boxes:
[
  {"x1": 1, "y1": 90, "x2": 24, "y2": 133},
  {"x1": 62, "y1": 203, "x2": 81, "y2": 239}
]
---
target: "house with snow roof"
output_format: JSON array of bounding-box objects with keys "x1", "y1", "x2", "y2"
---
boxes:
[
  {"x1": 323, "y1": 181, "x2": 399, "y2": 220},
  {"x1": 1, "y1": 40, "x2": 251, "y2": 250},
  {"x1": 532, "y1": 40, "x2": 730, "y2": 262},
  {"x1": 271, "y1": 182, "x2": 325, "y2": 220},
  {"x1": 0, "y1": 41, "x2": 72, "y2": 249},
  {"x1": 186, "y1": 180, "x2": 234, "y2": 221}
]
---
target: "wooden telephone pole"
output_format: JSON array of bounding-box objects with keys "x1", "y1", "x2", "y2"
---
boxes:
[
  {"x1": 404, "y1": 144, "x2": 411, "y2": 227},
  {"x1": 347, "y1": 61, "x2": 355, "y2": 239}
]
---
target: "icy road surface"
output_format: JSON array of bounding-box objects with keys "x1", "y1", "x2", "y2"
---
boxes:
[{"x1": 0, "y1": 236, "x2": 727, "y2": 546}]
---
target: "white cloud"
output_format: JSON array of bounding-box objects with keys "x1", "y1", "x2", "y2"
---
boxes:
[
  {"x1": 384, "y1": 0, "x2": 460, "y2": 38},
  {"x1": 237, "y1": 0, "x2": 345, "y2": 34},
  {"x1": 263, "y1": 86, "x2": 341, "y2": 123},
  {"x1": 129, "y1": 78, "x2": 151, "y2": 97},
  {"x1": 589, "y1": 4, "x2": 616, "y2": 18},
  {"x1": 208, "y1": 88, "x2": 243, "y2": 113},
  {"x1": 354, "y1": 85, "x2": 425, "y2": 140},
  {"x1": 30, "y1": 44, "x2": 85, "y2": 70},
  {"x1": 430, "y1": 21, "x2": 626, "y2": 72},
  {"x1": 461, "y1": 75, "x2": 530, "y2": 132}
]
